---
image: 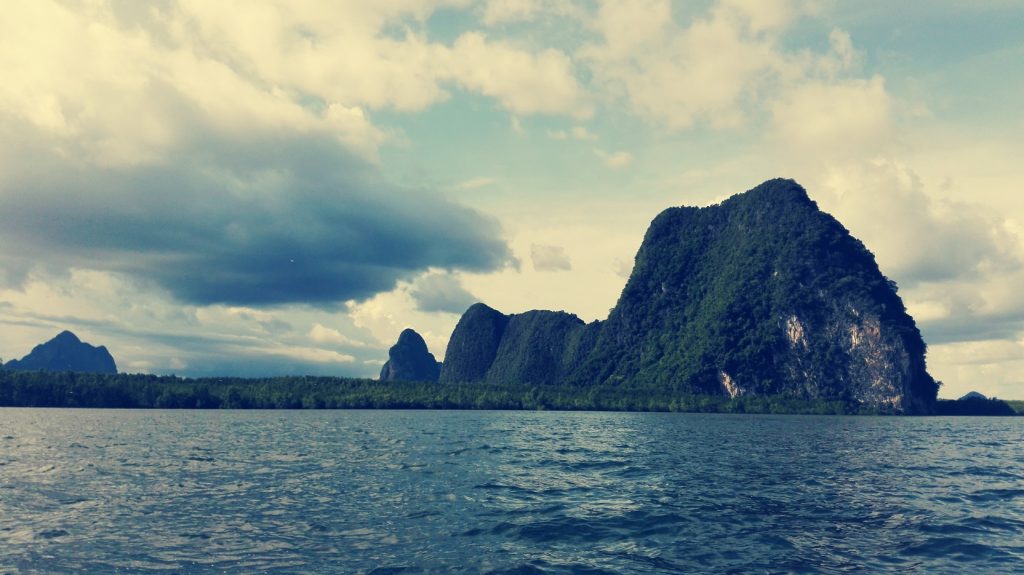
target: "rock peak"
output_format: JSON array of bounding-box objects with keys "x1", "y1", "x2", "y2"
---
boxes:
[
  {"x1": 54, "y1": 330, "x2": 82, "y2": 343},
  {"x1": 724, "y1": 178, "x2": 812, "y2": 207},
  {"x1": 396, "y1": 328, "x2": 428, "y2": 351},
  {"x1": 379, "y1": 328, "x2": 441, "y2": 382},
  {"x1": 5, "y1": 331, "x2": 117, "y2": 374}
]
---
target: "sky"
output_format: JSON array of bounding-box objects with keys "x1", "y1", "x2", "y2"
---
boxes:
[{"x1": 1, "y1": 0, "x2": 1022, "y2": 399}]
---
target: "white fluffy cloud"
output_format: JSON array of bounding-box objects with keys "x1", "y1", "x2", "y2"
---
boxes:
[
  {"x1": 818, "y1": 159, "x2": 1022, "y2": 288},
  {"x1": 771, "y1": 76, "x2": 892, "y2": 157},
  {"x1": 578, "y1": 0, "x2": 877, "y2": 134},
  {"x1": 581, "y1": 0, "x2": 783, "y2": 129},
  {"x1": 482, "y1": 0, "x2": 537, "y2": 25},
  {"x1": 0, "y1": 0, "x2": 589, "y2": 167}
]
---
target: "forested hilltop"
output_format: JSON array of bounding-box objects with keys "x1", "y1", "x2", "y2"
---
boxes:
[
  {"x1": 441, "y1": 179, "x2": 939, "y2": 414},
  {"x1": 0, "y1": 370, "x2": 1016, "y2": 415}
]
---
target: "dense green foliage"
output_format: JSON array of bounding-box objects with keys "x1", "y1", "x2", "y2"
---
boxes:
[
  {"x1": 935, "y1": 397, "x2": 1019, "y2": 416},
  {"x1": 439, "y1": 303, "x2": 509, "y2": 383},
  {"x1": 483, "y1": 310, "x2": 588, "y2": 386},
  {"x1": 588, "y1": 179, "x2": 926, "y2": 397},
  {"x1": 0, "y1": 369, "x2": 935, "y2": 414},
  {"x1": 441, "y1": 180, "x2": 938, "y2": 412}
]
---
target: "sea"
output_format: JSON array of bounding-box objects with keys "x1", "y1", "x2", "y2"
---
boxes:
[{"x1": 0, "y1": 409, "x2": 1021, "y2": 574}]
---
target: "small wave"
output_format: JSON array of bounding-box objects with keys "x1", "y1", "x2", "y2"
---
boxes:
[
  {"x1": 564, "y1": 459, "x2": 628, "y2": 471},
  {"x1": 899, "y1": 536, "x2": 1015, "y2": 562},
  {"x1": 967, "y1": 488, "x2": 1024, "y2": 503},
  {"x1": 367, "y1": 566, "x2": 412, "y2": 575},
  {"x1": 960, "y1": 465, "x2": 1022, "y2": 479},
  {"x1": 513, "y1": 516, "x2": 615, "y2": 543},
  {"x1": 473, "y1": 481, "x2": 535, "y2": 494},
  {"x1": 483, "y1": 564, "x2": 548, "y2": 575}
]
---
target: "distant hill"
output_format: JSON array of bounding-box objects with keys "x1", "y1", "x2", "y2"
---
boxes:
[
  {"x1": 5, "y1": 331, "x2": 117, "y2": 374},
  {"x1": 959, "y1": 391, "x2": 987, "y2": 401},
  {"x1": 379, "y1": 329, "x2": 441, "y2": 382},
  {"x1": 936, "y1": 396, "x2": 1017, "y2": 416},
  {"x1": 440, "y1": 179, "x2": 939, "y2": 414}
]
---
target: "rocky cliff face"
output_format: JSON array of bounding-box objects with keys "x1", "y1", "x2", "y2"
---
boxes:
[
  {"x1": 438, "y1": 304, "x2": 509, "y2": 384},
  {"x1": 379, "y1": 328, "x2": 441, "y2": 382},
  {"x1": 5, "y1": 331, "x2": 117, "y2": 374},
  {"x1": 440, "y1": 179, "x2": 939, "y2": 413}
]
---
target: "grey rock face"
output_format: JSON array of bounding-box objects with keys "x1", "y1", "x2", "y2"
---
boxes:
[
  {"x1": 5, "y1": 331, "x2": 117, "y2": 374},
  {"x1": 438, "y1": 304, "x2": 509, "y2": 384},
  {"x1": 379, "y1": 328, "x2": 441, "y2": 382}
]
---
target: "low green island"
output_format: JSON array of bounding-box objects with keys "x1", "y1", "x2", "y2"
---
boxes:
[{"x1": 0, "y1": 369, "x2": 1018, "y2": 415}]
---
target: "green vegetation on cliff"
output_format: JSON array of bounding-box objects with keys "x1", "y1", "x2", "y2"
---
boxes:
[{"x1": 440, "y1": 179, "x2": 939, "y2": 413}]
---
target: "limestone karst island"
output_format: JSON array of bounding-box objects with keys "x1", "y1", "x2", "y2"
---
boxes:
[{"x1": 1, "y1": 180, "x2": 1019, "y2": 415}]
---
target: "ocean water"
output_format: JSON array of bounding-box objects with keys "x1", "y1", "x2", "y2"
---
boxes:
[{"x1": 0, "y1": 409, "x2": 1021, "y2": 574}]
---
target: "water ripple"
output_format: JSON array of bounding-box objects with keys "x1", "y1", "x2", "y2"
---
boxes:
[{"x1": 0, "y1": 409, "x2": 1022, "y2": 574}]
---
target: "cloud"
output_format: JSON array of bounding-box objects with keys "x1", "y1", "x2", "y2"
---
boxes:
[
  {"x1": 581, "y1": 0, "x2": 789, "y2": 130},
  {"x1": 595, "y1": 148, "x2": 634, "y2": 168},
  {"x1": 483, "y1": 0, "x2": 538, "y2": 25},
  {"x1": 578, "y1": 0, "x2": 874, "y2": 133},
  {"x1": 547, "y1": 126, "x2": 598, "y2": 141},
  {"x1": 0, "y1": 0, "x2": 589, "y2": 171},
  {"x1": 454, "y1": 177, "x2": 497, "y2": 190},
  {"x1": 448, "y1": 32, "x2": 592, "y2": 118},
  {"x1": 0, "y1": 132, "x2": 514, "y2": 307},
  {"x1": 810, "y1": 159, "x2": 1024, "y2": 361},
  {"x1": 614, "y1": 258, "x2": 634, "y2": 278},
  {"x1": 771, "y1": 76, "x2": 892, "y2": 157},
  {"x1": 820, "y1": 159, "x2": 1022, "y2": 287},
  {"x1": 0, "y1": 270, "x2": 390, "y2": 378},
  {"x1": 409, "y1": 272, "x2": 479, "y2": 314},
  {"x1": 531, "y1": 244, "x2": 573, "y2": 271},
  {"x1": 308, "y1": 323, "x2": 370, "y2": 348},
  {"x1": 174, "y1": 2, "x2": 589, "y2": 117},
  {"x1": 927, "y1": 339, "x2": 1024, "y2": 399}
]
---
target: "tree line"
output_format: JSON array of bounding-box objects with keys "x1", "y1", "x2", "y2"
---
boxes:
[{"x1": 0, "y1": 369, "x2": 1018, "y2": 415}]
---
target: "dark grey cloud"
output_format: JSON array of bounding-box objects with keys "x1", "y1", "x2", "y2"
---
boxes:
[
  {"x1": 919, "y1": 311, "x2": 1024, "y2": 345},
  {"x1": 409, "y1": 273, "x2": 478, "y2": 314},
  {"x1": 0, "y1": 133, "x2": 513, "y2": 307},
  {"x1": 890, "y1": 207, "x2": 1021, "y2": 287}
]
